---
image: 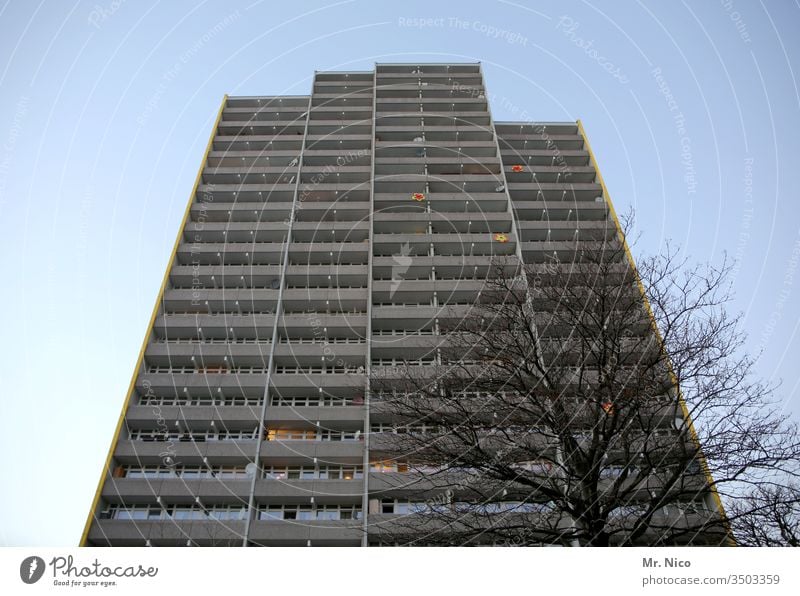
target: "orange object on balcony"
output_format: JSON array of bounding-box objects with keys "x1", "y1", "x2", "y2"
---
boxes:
[
  {"x1": 493, "y1": 233, "x2": 509, "y2": 243},
  {"x1": 511, "y1": 164, "x2": 524, "y2": 172}
]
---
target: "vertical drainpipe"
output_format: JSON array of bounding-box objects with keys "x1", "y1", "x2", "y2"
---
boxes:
[
  {"x1": 241, "y1": 91, "x2": 313, "y2": 546},
  {"x1": 361, "y1": 65, "x2": 378, "y2": 547}
]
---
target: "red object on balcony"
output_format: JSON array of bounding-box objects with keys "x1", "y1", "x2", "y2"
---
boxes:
[
  {"x1": 511, "y1": 164, "x2": 524, "y2": 172},
  {"x1": 411, "y1": 192, "x2": 425, "y2": 201}
]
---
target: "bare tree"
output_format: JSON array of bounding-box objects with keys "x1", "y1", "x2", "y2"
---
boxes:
[
  {"x1": 729, "y1": 484, "x2": 800, "y2": 547},
  {"x1": 367, "y1": 215, "x2": 800, "y2": 546}
]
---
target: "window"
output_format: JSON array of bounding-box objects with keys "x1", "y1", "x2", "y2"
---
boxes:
[
  {"x1": 171, "y1": 507, "x2": 204, "y2": 520},
  {"x1": 371, "y1": 461, "x2": 409, "y2": 473},
  {"x1": 599, "y1": 465, "x2": 626, "y2": 480},
  {"x1": 103, "y1": 504, "x2": 246, "y2": 521},
  {"x1": 122, "y1": 465, "x2": 249, "y2": 479},
  {"x1": 139, "y1": 395, "x2": 263, "y2": 407},
  {"x1": 260, "y1": 505, "x2": 361, "y2": 520},
  {"x1": 381, "y1": 499, "x2": 427, "y2": 515},
  {"x1": 266, "y1": 429, "x2": 317, "y2": 441},
  {"x1": 265, "y1": 429, "x2": 363, "y2": 442},
  {"x1": 270, "y1": 395, "x2": 357, "y2": 407},
  {"x1": 208, "y1": 506, "x2": 247, "y2": 520},
  {"x1": 129, "y1": 429, "x2": 258, "y2": 442},
  {"x1": 610, "y1": 504, "x2": 649, "y2": 518},
  {"x1": 116, "y1": 508, "x2": 148, "y2": 521},
  {"x1": 263, "y1": 465, "x2": 364, "y2": 480}
]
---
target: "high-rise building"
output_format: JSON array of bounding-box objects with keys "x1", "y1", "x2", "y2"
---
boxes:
[{"x1": 82, "y1": 63, "x2": 728, "y2": 547}]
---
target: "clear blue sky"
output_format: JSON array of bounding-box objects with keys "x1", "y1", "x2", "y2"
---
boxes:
[{"x1": 0, "y1": 0, "x2": 798, "y2": 546}]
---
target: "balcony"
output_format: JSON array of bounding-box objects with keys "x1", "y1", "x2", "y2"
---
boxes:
[
  {"x1": 264, "y1": 405, "x2": 366, "y2": 426},
  {"x1": 176, "y1": 242, "x2": 284, "y2": 266},
  {"x1": 114, "y1": 439, "x2": 259, "y2": 466},
  {"x1": 136, "y1": 371, "x2": 269, "y2": 399},
  {"x1": 88, "y1": 520, "x2": 247, "y2": 546},
  {"x1": 153, "y1": 313, "x2": 275, "y2": 340},
  {"x1": 373, "y1": 192, "x2": 509, "y2": 213},
  {"x1": 161, "y1": 288, "x2": 280, "y2": 313},
  {"x1": 288, "y1": 242, "x2": 368, "y2": 265},
  {"x1": 248, "y1": 520, "x2": 361, "y2": 546},
  {"x1": 189, "y1": 202, "x2": 292, "y2": 223},
  {"x1": 497, "y1": 134, "x2": 584, "y2": 151},
  {"x1": 101, "y1": 478, "x2": 251, "y2": 503},
  {"x1": 373, "y1": 211, "x2": 510, "y2": 235},
  {"x1": 507, "y1": 182, "x2": 603, "y2": 202},
  {"x1": 182, "y1": 221, "x2": 288, "y2": 243},
  {"x1": 226, "y1": 96, "x2": 308, "y2": 109},
  {"x1": 512, "y1": 200, "x2": 607, "y2": 222},
  {"x1": 144, "y1": 341, "x2": 271, "y2": 369},
  {"x1": 520, "y1": 240, "x2": 624, "y2": 263},
  {"x1": 170, "y1": 264, "x2": 282, "y2": 288},
  {"x1": 372, "y1": 254, "x2": 519, "y2": 282},
  {"x1": 283, "y1": 264, "x2": 368, "y2": 287},
  {"x1": 370, "y1": 304, "x2": 473, "y2": 329},
  {"x1": 269, "y1": 371, "x2": 366, "y2": 393},
  {"x1": 254, "y1": 479, "x2": 362, "y2": 501},
  {"x1": 501, "y1": 149, "x2": 589, "y2": 167},
  {"x1": 212, "y1": 136, "x2": 303, "y2": 153},
  {"x1": 125, "y1": 403, "x2": 261, "y2": 427},
  {"x1": 260, "y1": 440, "x2": 364, "y2": 463},
  {"x1": 515, "y1": 220, "x2": 615, "y2": 242},
  {"x1": 372, "y1": 232, "x2": 516, "y2": 258},
  {"x1": 196, "y1": 183, "x2": 295, "y2": 203}
]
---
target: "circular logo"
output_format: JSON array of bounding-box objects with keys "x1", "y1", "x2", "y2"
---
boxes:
[{"x1": 20, "y1": 556, "x2": 45, "y2": 584}]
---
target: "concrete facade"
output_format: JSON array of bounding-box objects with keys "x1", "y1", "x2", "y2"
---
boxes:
[{"x1": 82, "y1": 63, "x2": 722, "y2": 547}]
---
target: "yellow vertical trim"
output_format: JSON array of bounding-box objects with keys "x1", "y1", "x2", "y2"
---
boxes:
[
  {"x1": 576, "y1": 120, "x2": 735, "y2": 546},
  {"x1": 79, "y1": 95, "x2": 228, "y2": 546}
]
